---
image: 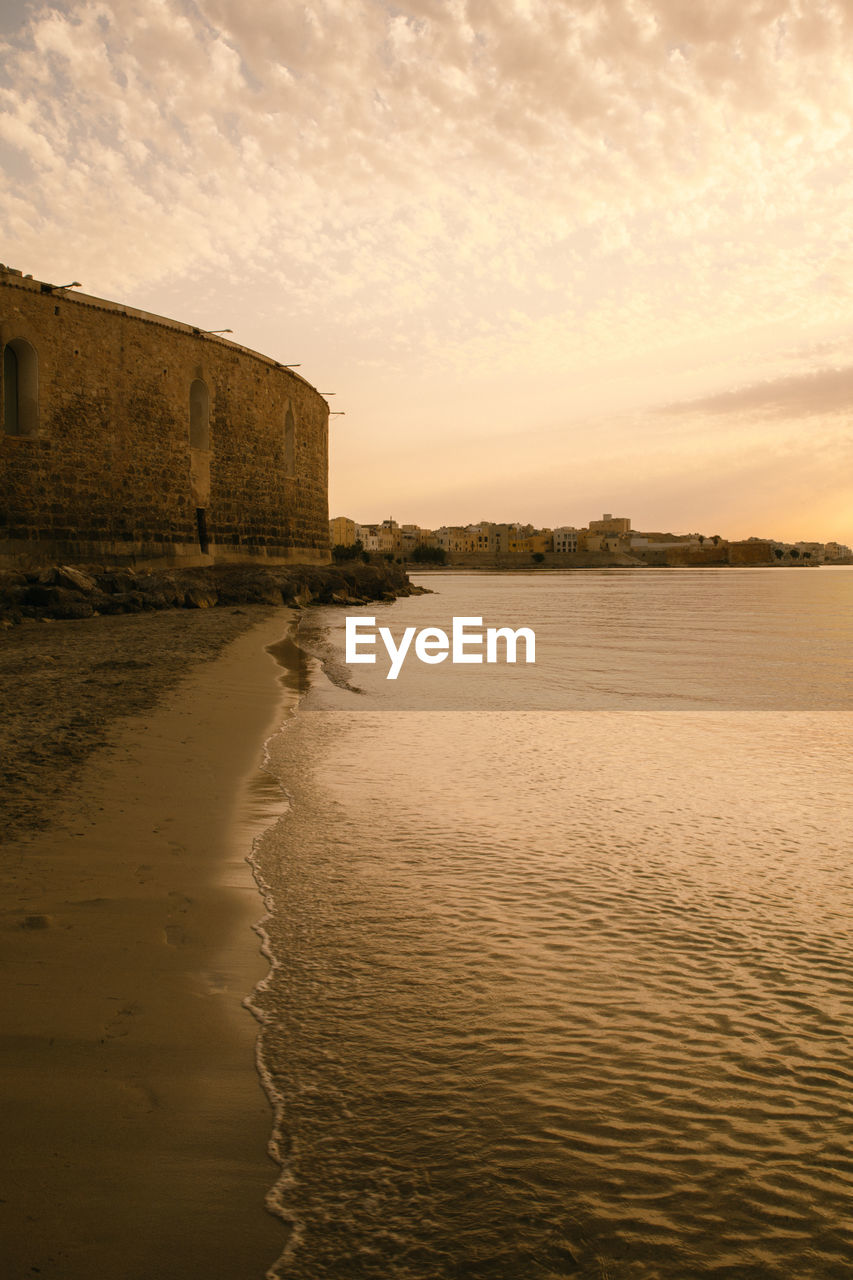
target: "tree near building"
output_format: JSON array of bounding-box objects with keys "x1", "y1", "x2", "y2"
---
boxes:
[
  {"x1": 410, "y1": 545, "x2": 447, "y2": 564},
  {"x1": 332, "y1": 540, "x2": 364, "y2": 562}
]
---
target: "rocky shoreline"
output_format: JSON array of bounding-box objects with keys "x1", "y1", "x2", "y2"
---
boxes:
[
  {"x1": 0, "y1": 558, "x2": 421, "y2": 625},
  {"x1": 0, "y1": 560, "x2": 421, "y2": 840}
]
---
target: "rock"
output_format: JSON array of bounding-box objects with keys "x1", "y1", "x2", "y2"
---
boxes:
[
  {"x1": 0, "y1": 583, "x2": 27, "y2": 606},
  {"x1": 51, "y1": 598, "x2": 95, "y2": 620},
  {"x1": 224, "y1": 581, "x2": 283, "y2": 606},
  {"x1": 136, "y1": 573, "x2": 184, "y2": 608},
  {"x1": 55, "y1": 565, "x2": 98, "y2": 593},
  {"x1": 254, "y1": 585, "x2": 288, "y2": 605},
  {"x1": 317, "y1": 576, "x2": 348, "y2": 603},
  {"x1": 184, "y1": 587, "x2": 218, "y2": 609},
  {"x1": 210, "y1": 566, "x2": 286, "y2": 606},
  {"x1": 95, "y1": 570, "x2": 138, "y2": 595},
  {"x1": 129, "y1": 589, "x2": 169, "y2": 609},
  {"x1": 0, "y1": 561, "x2": 411, "y2": 621},
  {"x1": 22, "y1": 584, "x2": 59, "y2": 607},
  {"x1": 97, "y1": 590, "x2": 146, "y2": 614},
  {"x1": 22, "y1": 585, "x2": 95, "y2": 618}
]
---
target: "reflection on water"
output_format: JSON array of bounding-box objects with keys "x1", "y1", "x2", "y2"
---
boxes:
[{"x1": 250, "y1": 571, "x2": 853, "y2": 1279}]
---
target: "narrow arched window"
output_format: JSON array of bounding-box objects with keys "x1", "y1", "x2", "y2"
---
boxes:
[
  {"x1": 2, "y1": 338, "x2": 38, "y2": 437},
  {"x1": 189, "y1": 379, "x2": 209, "y2": 450},
  {"x1": 284, "y1": 405, "x2": 295, "y2": 475},
  {"x1": 3, "y1": 344, "x2": 18, "y2": 434}
]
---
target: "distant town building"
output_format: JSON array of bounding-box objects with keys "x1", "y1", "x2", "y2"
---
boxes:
[
  {"x1": 527, "y1": 532, "x2": 554, "y2": 554},
  {"x1": 328, "y1": 513, "x2": 840, "y2": 568},
  {"x1": 330, "y1": 516, "x2": 357, "y2": 546},
  {"x1": 553, "y1": 526, "x2": 579, "y2": 553},
  {"x1": 467, "y1": 522, "x2": 496, "y2": 553},
  {"x1": 355, "y1": 523, "x2": 381, "y2": 552},
  {"x1": 378, "y1": 518, "x2": 402, "y2": 554},
  {"x1": 400, "y1": 524, "x2": 426, "y2": 555},
  {"x1": 589, "y1": 513, "x2": 631, "y2": 535},
  {"x1": 582, "y1": 532, "x2": 622, "y2": 553}
]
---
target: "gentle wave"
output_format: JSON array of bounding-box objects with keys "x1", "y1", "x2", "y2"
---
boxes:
[{"x1": 250, "y1": 573, "x2": 853, "y2": 1279}]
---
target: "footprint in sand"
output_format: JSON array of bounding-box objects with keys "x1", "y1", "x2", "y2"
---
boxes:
[
  {"x1": 164, "y1": 891, "x2": 193, "y2": 945},
  {"x1": 103, "y1": 1002, "x2": 139, "y2": 1040}
]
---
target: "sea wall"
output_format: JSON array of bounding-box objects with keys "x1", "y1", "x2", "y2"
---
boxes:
[
  {"x1": 427, "y1": 544, "x2": 780, "y2": 570},
  {"x1": 0, "y1": 266, "x2": 329, "y2": 568},
  {"x1": 421, "y1": 550, "x2": 645, "y2": 570},
  {"x1": 629, "y1": 541, "x2": 775, "y2": 567}
]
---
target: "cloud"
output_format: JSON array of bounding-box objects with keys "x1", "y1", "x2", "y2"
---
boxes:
[
  {"x1": 2, "y1": 1, "x2": 853, "y2": 539},
  {"x1": 659, "y1": 365, "x2": 853, "y2": 418},
  {"x1": 3, "y1": 0, "x2": 853, "y2": 317}
]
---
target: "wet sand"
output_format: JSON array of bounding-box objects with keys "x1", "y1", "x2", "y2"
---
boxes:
[{"x1": 0, "y1": 607, "x2": 298, "y2": 1278}]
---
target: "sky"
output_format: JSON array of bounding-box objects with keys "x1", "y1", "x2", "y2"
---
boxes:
[{"x1": 1, "y1": 0, "x2": 852, "y2": 543}]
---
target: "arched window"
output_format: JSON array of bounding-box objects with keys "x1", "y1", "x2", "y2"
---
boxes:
[
  {"x1": 189, "y1": 379, "x2": 209, "y2": 450},
  {"x1": 3, "y1": 345, "x2": 18, "y2": 434},
  {"x1": 284, "y1": 405, "x2": 295, "y2": 475},
  {"x1": 2, "y1": 338, "x2": 38, "y2": 437}
]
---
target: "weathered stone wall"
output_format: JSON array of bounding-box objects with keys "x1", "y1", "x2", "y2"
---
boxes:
[
  {"x1": 630, "y1": 541, "x2": 775, "y2": 567},
  {"x1": 0, "y1": 266, "x2": 329, "y2": 567},
  {"x1": 421, "y1": 550, "x2": 645, "y2": 569}
]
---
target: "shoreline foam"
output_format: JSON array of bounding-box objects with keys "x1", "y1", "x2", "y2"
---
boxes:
[{"x1": 245, "y1": 621, "x2": 321, "y2": 1277}]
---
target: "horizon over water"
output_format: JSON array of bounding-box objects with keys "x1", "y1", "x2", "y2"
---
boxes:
[{"x1": 249, "y1": 569, "x2": 853, "y2": 1279}]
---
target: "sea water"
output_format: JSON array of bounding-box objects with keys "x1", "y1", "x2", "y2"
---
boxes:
[{"x1": 249, "y1": 569, "x2": 853, "y2": 1279}]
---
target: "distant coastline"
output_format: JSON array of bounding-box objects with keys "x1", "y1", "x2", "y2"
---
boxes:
[
  {"x1": 332, "y1": 515, "x2": 851, "y2": 570},
  {"x1": 407, "y1": 555, "x2": 847, "y2": 571}
]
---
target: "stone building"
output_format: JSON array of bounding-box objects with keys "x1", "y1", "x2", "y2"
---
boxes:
[
  {"x1": 553, "y1": 526, "x2": 579, "y2": 553},
  {"x1": 588, "y1": 513, "x2": 631, "y2": 536},
  {"x1": 0, "y1": 265, "x2": 330, "y2": 567},
  {"x1": 330, "y1": 515, "x2": 357, "y2": 547}
]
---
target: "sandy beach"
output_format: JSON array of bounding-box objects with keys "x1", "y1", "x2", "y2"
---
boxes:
[{"x1": 1, "y1": 606, "x2": 298, "y2": 1278}]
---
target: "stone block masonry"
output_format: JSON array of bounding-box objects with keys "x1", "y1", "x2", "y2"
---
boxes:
[{"x1": 0, "y1": 265, "x2": 330, "y2": 568}]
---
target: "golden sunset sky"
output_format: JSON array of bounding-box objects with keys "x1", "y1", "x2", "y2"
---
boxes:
[{"x1": 2, "y1": 0, "x2": 852, "y2": 542}]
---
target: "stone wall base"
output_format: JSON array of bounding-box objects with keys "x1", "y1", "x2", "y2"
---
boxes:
[{"x1": 0, "y1": 538, "x2": 331, "y2": 572}]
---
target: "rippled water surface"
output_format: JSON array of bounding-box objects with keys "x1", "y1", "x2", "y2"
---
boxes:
[{"x1": 251, "y1": 570, "x2": 853, "y2": 1279}]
